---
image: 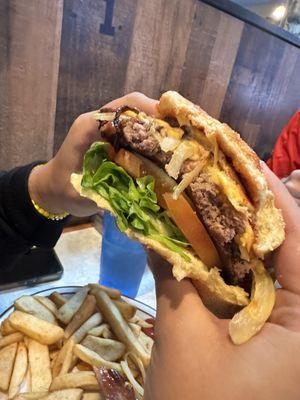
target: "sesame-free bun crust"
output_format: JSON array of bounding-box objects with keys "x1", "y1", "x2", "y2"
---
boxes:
[
  {"x1": 71, "y1": 173, "x2": 249, "y2": 317},
  {"x1": 158, "y1": 91, "x2": 285, "y2": 258}
]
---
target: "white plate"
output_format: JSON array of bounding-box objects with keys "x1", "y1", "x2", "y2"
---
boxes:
[{"x1": 0, "y1": 285, "x2": 156, "y2": 399}]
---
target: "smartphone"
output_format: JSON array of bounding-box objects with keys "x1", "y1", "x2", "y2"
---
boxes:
[{"x1": 0, "y1": 248, "x2": 63, "y2": 290}]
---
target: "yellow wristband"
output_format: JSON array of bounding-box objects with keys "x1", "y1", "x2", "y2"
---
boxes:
[
  {"x1": 30, "y1": 164, "x2": 69, "y2": 221},
  {"x1": 31, "y1": 199, "x2": 69, "y2": 221}
]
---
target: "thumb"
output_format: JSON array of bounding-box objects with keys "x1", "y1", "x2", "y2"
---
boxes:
[{"x1": 261, "y1": 163, "x2": 300, "y2": 295}]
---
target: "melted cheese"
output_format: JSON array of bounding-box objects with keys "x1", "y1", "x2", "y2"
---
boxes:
[{"x1": 208, "y1": 167, "x2": 253, "y2": 215}]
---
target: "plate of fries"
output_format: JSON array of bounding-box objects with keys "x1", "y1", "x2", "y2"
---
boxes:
[{"x1": 0, "y1": 284, "x2": 155, "y2": 400}]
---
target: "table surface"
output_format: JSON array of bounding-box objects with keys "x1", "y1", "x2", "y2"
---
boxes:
[{"x1": 0, "y1": 227, "x2": 156, "y2": 314}]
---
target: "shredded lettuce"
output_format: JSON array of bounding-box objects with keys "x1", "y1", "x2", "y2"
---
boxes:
[{"x1": 82, "y1": 142, "x2": 190, "y2": 261}]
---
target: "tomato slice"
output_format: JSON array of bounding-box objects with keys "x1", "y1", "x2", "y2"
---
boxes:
[
  {"x1": 163, "y1": 193, "x2": 221, "y2": 268},
  {"x1": 115, "y1": 149, "x2": 221, "y2": 268},
  {"x1": 115, "y1": 149, "x2": 176, "y2": 208}
]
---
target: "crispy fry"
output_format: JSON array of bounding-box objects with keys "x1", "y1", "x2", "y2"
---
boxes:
[
  {"x1": 57, "y1": 287, "x2": 89, "y2": 324},
  {"x1": 59, "y1": 339, "x2": 75, "y2": 376},
  {"x1": 52, "y1": 338, "x2": 74, "y2": 378},
  {"x1": 82, "y1": 393, "x2": 101, "y2": 400},
  {"x1": 41, "y1": 389, "x2": 83, "y2": 399},
  {"x1": 34, "y1": 296, "x2": 58, "y2": 315},
  {"x1": 50, "y1": 371, "x2": 98, "y2": 391},
  {"x1": 14, "y1": 296, "x2": 56, "y2": 324},
  {"x1": 88, "y1": 324, "x2": 113, "y2": 339},
  {"x1": 14, "y1": 392, "x2": 48, "y2": 400},
  {"x1": 8, "y1": 342, "x2": 28, "y2": 399},
  {"x1": 129, "y1": 323, "x2": 141, "y2": 338},
  {"x1": 0, "y1": 332, "x2": 24, "y2": 349},
  {"x1": 9, "y1": 311, "x2": 64, "y2": 345},
  {"x1": 27, "y1": 338, "x2": 52, "y2": 392},
  {"x1": 114, "y1": 300, "x2": 136, "y2": 320},
  {"x1": 91, "y1": 288, "x2": 150, "y2": 366},
  {"x1": 71, "y1": 313, "x2": 102, "y2": 344},
  {"x1": 50, "y1": 349, "x2": 59, "y2": 360},
  {"x1": 1, "y1": 318, "x2": 17, "y2": 336},
  {"x1": 74, "y1": 344, "x2": 122, "y2": 372},
  {"x1": 82, "y1": 335, "x2": 125, "y2": 362},
  {"x1": 64, "y1": 295, "x2": 96, "y2": 339},
  {"x1": 89, "y1": 283, "x2": 121, "y2": 299},
  {"x1": 49, "y1": 292, "x2": 67, "y2": 307},
  {"x1": 0, "y1": 342, "x2": 18, "y2": 391},
  {"x1": 75, "y1": 361, "x2": 93, "y2": 371}
]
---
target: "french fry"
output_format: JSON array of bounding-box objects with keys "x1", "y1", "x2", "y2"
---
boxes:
[
  {"x1": 9, "y1": 311, "x2": 64, "y2": 345},
  {"x1": 0, "y1": 342, "x2": 18, "y2": 391},
  {"x1": 1, "y1": 318, "x2": 17, "y2": 336},
  {"x1": 114, "y1": 300, "x2": 136, "y2": 320},
  {"x1": 34, "y1": 296, "x2": 58, "y2": 315},
  {"x1": 59, "y1": 339, "x2": 75, "y2": 376},
  {"x1": 14, "y1": 392, "x2": 48, "y2": 400},
  {"x1": 82, "y1": 335, "x2": 125, "y2": 362},
  {"x1": 82, "y1": 393, "x2": 101, "y2": 400},
  {"x1": 71, "y1": 313, "x2": 102, "y2": 344},
  {"x1": 88, "y1": 324, "x2": 113, "y2": 339},
  {"x1": 89, "y1": 283, "x2": 121, "y2": 299},
  {"x1": 50, "y1": 349, "x2": 59, "y2": 360},
  {"x1": 50, "y1": 371, "x2": 98, "y2": 391},
  {"x1": 0, "y1": 332, "x2": 24, "y2": 349},
  {"x1": 57, "y1": 287, "x2": 89, "y2": 324},
  {"x1": 91, "y1": 288, "x2": 150, "y2": 366},
  {"x1": 52, "y1": 338, "x2": 74, "y2": 378},
  {"x1": 8, "y1": 342, "x2": 28, "y2": 399},
  {"x1": 139, "y1": 330, "x2": 154, "y2": 353},
  {"x1": 41, "y1": 388, "x2": 83, "y2": 400},
  {"x1": 129, "y1": 323, "x2": 142, "y2": 337},
  {"x1": 73, "y1": 344, "x2": 122, "y2": 372},
  {"x1": 49, "y1": 292, "x2": 67, "y2": 307},
  {"x1": 75, "y1": 361, "x2": 93, "y2": 371},
  {"x1": 14, "y1": 296, "x2": 56, "y2": 324},
  {"x1": 27, "y1": 338, "x2": 52, "y2": 391},
  {"x1": 64, "y1": 295, "x2": 97, "y2": 339}
]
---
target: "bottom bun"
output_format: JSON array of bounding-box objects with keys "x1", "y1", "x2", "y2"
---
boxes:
[{"x1": 71, "y1": 173, "x2": 249, "y2": 317}]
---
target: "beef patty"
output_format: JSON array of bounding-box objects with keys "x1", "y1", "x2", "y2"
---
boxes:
[{"x1": 101, "y1": 116, "x2": 252, "y2": 286}]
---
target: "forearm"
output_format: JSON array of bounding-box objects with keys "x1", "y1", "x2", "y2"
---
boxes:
[{"x1": 0, "y1": 163, "x2": 66, "y2": 271}]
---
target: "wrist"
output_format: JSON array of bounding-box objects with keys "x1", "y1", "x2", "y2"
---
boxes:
[{"x1": 28, "y1": 162, "x2": 67, "y2": 215}]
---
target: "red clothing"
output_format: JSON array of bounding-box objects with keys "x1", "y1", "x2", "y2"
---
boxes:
[{"x1": 267, "y1": 111, "x2": 300, "y2": 178}]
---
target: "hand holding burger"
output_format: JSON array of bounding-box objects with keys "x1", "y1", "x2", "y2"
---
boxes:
[{"x1": 144, "y1": 164, "x2": 300, "y2": 400}]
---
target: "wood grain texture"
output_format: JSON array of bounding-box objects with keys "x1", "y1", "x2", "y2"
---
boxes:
[
  {"x1": 53, "y1": 0, "x2": 137, "y2": 153},
  {"x1": 180, "y1": 2, "x2": 244, "y2": 119},
  {"x1": 1, "y1": 0, "x2": 300, "y2": 169},
  {"x1": 124, "y1": 0, "x2": 197, "y2": 98},
  {"x1": 0, "y1": 0, "x2": 63, "y2": 170},
  {"x1": 220, "y1": 24, "x2": 300, "y2": 157}
]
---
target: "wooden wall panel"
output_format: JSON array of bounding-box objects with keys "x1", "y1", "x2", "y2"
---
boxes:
[
  {"x1": 220, "y1": 24, "x2": 300, "y2": 157},
  {"x1": 53, "y1": 0, "x2": 137, "y2": 153},
  {"x1": 179, "y1": 1, "x2": 244, "y2": 119},
  {"x1": 0, "y1": 0, "x2": 63, "y2": 170},
  {"x1": 123, "y1": 0, "x2": 196, "y2": 98},
  {"x1": 1, "y1": 0, "x2": 300, "y2": 168}
]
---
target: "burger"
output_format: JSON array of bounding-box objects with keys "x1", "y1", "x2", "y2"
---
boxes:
[{"x1": 71, "y1": 91, "x2": 285, "y2": 344}]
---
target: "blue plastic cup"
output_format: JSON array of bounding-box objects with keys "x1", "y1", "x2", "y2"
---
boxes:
[{"x1": 100, "y1": 212, "x2": 147, "y2": 298}]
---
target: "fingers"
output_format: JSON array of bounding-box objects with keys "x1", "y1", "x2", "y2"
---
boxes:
[
  {"x1": 261, "y1": 163, "x2": 300, "y2": 294},
  {"x1": 147, "y1": 250, "x2": 219, "y2": 327},
  {"x1": 103, "y1": 92, "x2": 159, "y2": 116}
]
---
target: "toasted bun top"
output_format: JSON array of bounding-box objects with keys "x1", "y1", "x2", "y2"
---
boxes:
[{"x1": 158, "y1": 91, "x2": 285, "y2": 258}]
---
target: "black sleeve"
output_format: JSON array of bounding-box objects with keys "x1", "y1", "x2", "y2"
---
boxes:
[{"x1": 0, "y1": 163, "x2": 67, "y2": 271}]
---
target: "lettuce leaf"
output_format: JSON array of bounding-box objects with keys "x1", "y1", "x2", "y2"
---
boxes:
[{"x1": 82, "y1": 142, "x2": 190, "y2": 260}]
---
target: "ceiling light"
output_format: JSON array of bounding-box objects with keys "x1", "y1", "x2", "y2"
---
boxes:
[{"x1": 271, "y1": 5, "x2": 287, "y2": 21}]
